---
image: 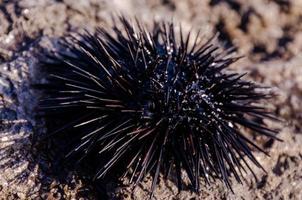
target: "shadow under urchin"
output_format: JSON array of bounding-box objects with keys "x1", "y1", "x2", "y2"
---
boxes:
[{"x1": 37, "y1": 16, "x2": 280, "y2": 198}]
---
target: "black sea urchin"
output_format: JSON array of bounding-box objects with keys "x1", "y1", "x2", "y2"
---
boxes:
[{"x1": 38, "y1": 17, "x2": 279, "y2": 196}]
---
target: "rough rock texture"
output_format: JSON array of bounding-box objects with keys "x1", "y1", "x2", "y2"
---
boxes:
[{"x1": 0, "y1": 0, "x2": 301, "y2": 199}]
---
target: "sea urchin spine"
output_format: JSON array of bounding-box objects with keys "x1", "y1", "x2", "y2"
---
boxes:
[{"x1": 38, "y1": 17, "x2": 279, "y2": 197}]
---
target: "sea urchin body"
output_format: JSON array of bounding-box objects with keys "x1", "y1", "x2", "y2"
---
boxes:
[{"x1": 39, "y1": 17, "x2": 279, "y2": 196}]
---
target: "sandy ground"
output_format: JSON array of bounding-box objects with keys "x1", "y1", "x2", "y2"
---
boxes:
[{"x1": 0, "y1": 0, "x2": 302, "y2": 199}]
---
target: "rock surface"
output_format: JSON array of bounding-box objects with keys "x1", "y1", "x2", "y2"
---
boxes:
[{"x1": 0, "y1": 0, "x2": 301, "y2": 199}]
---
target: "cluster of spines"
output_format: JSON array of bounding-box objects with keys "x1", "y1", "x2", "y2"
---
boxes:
[{"x1": 39, "y1": 17, "x2": 279, "y2": 197}]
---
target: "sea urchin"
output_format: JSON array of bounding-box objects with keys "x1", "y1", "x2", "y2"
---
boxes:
[{"x1": 38, "y1": 17, "x2": 279, "y2": 197}]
